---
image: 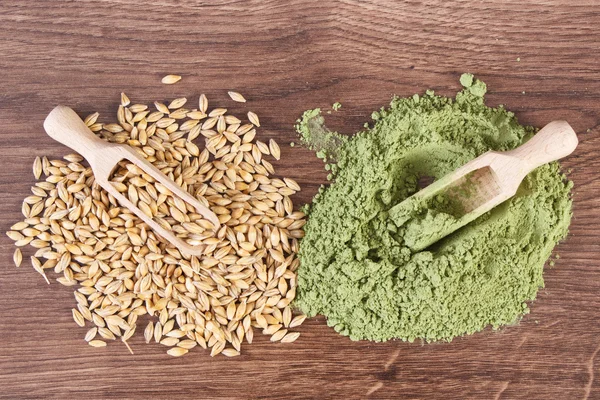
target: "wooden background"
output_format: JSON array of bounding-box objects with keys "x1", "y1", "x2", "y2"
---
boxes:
[{"x1": 0, "y1": 1, "x2": 599, "y2": 399}]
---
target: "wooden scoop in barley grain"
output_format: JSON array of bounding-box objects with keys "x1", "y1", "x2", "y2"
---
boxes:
[
  {"x1": 389, "y1": 121, "x2": 578, "y2": 252},
  {"x1": 43, "y1": 105, "x2": 220, "y2": 256}
]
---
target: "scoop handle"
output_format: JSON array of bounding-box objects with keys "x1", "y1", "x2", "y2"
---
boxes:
[
  {"x1": 44, "y1": 106, "x2": 113, "y2": 160},
  {"x1": 506, "y1": 120, "x2": 578, "y2": 171}
]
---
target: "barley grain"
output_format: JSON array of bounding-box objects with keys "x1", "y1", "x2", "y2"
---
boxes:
[
  {"x1": 84, "y1": 327, "x2": 98, "y2": 342},
  {"x1": 72, "y1": 308, "x2": 85, "y2": 327},
  {"x1": 153, "y1": 322, "x2": 162, "y2": 343},
  {"x1": 284, "y1": 177, "x2": 300, "y2": 191},
  {"x1": 199, "y1": 94, "x2": 208, "y2": 113},
  {"x1": 210, "y1": 341, "x2": 225, "y2": 357},
  {"x1": 167, "y1": 347, "x2": 188, "y2": 357},
  {"x1": 121, "y1": 92, "x2": 131, "y2": 107},
  {"x1": 33, "y1": 157, "x2": 42, "y2": 179},
  {"x1": 222, "y1": 348, "x2": 240, "y2": 357},
  {"x1": 161, "y1": 75, "x2": 181, "y2": 84},
  {"x1": 281, "y1": 331, "x2": 300, "y2": 343},
  {"x1": 247, "y1": 111, "x2": 260, "y2": 127},
  {"x1": 289, "y1": 314, "x2": 307, "y2": 328},
  {"x1": 144, "y1": 321, "x2": 154, "y2": 343},
  {"x1": 270, "y1": 328, "x2": 288, "y2": 342},
  {"x1": 269, "y1": 139, "x2": 281, "y2": 160},
  {"x1": 168, "y1": 97, "x2": 187, "y2": 109},
  {"x1": 228, "y1": 91, "x2": 246, "y2": 103},
  {"x1": 283, "y1": 306, "x2": 292, "y2": 327},
  {"x1": 31, "y1": 256, "x2": 49, "y2": 284},
  {"x1": 84, "y1": 112, "x2": 100, "y2": 127},
  {"x1": 13, "y1": 248, "x2": 22, "y2": 267},
  {"x1": 99, "y1": 328, "x2": 116, "y2": 340},
  {"x1": 178, "y1": 339, "x2": 198, "y2": 350}
]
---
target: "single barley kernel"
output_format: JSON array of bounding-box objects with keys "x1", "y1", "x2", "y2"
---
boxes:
[
  {"x1": 161, "y1": 75, "x2": 182, "y2": 84},
  {"x1": 228, "y1": 91, "x2": 246, "y2": 103}
]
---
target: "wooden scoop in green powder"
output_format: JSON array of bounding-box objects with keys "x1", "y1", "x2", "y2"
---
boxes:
[
  {"x1": 389, "y1": 120, "x2": 578, "y2": 251},
  {"x1": 294, "y1": 74, "x2": 576, "y2": 342}
]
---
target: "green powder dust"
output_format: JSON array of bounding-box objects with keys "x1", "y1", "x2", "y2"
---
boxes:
[{"x1": 294, "y1": 74, "x2": 573, "y2": 342}]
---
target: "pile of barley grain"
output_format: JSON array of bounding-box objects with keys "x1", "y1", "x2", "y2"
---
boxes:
[{"x1": 6, "y1": 91, "x2": 306, "y2": 357}]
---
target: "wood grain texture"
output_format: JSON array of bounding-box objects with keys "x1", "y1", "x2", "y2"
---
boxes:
[{"x1": 0, "y1": 1, "x2": 599, "y2": 399}]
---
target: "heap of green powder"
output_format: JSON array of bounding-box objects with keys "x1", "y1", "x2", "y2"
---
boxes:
[{"x1": 294, "y1": 74, "x2": 573, "y2": 342}]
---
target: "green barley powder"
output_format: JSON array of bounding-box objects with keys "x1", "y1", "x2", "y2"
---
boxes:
[{"x1": 294, "y1": 75, "x2": 573, "y2": 342}]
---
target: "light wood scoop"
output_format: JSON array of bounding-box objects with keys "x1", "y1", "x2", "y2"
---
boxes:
[
  {"x1": 389, "y1": 121, "x2": 578, "y2": 251},
  {"x1": 43, "y1": 105, "x2": 220, "y2": 256}
]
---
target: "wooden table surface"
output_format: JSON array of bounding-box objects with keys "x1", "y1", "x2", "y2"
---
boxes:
[{"x1": 1, "y1": 1, "x2": 599, "y2": 399}]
